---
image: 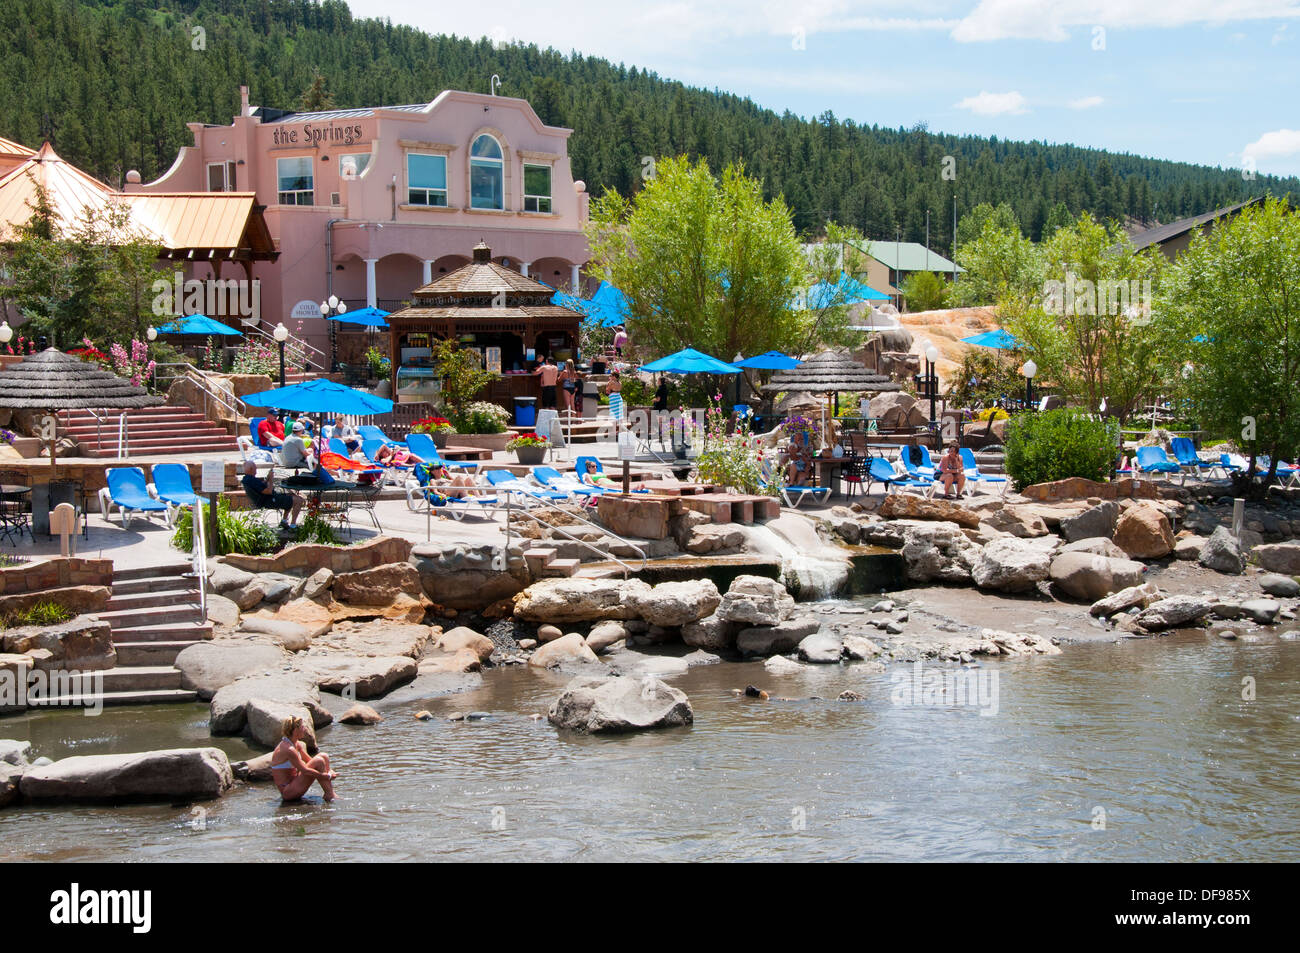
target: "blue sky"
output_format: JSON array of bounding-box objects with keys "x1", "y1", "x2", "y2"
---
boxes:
[{"x1": 353, "y1": 0, "x2": 1300, "y2": 178}]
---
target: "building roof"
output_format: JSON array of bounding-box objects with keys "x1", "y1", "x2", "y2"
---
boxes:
[
  {"x1": 412, "y1": 242, "x2": 562, "y2": 297},
  {"x1": 853, "y1": 239, "x2": 962, "y2": 274},
  {"x1": 761, "y1": 350, "x2": 900, "y2": 393},
  {"x1": 389, "y1": 306, "x2": 585, "y2": 321},
  {"x1": 0, "y1": 140, "x2": 276, "y2": 258},
  {"x1": 1127, "y1": 196, "x2": 1263, "y2": 251},
  {"x1": 0, "y1": 348, "x2": 164, "y2": 410},
  {"x1": 259, "y1": 103, "x2": 428, "y2": 124}
]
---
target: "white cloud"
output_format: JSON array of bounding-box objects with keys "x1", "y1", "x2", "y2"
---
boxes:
[
  {"x1": 1273, "y1": 23, "x2": 1291, "y2": 42},
  {"x1": 1069, "y1": 95, "x2": 1104, "y2": 109},
  {"x1": 1243, "y1": 128, "x2": 1300, "y2": 161},
  {"x1": 955, "y1": 90, "x2": 1029, "y2": 115},
  {"x1": 950, "y1": 0, "x2": 1300, "y2": 43}
]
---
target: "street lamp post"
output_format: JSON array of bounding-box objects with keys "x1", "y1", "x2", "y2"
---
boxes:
[
  {"x1": 321, "y1": 295, "x2": 346, "y2": 370},
  {"x1": 1022, "y1": 359, "x2": 1038, "y2": 408},
  {"x1": 146, "y1": 326, "x2": 158, "y2": 343},
  {"x1": 273, "y1": 322, "x2": 290, "y2": 388},
  {"x1": 924, "y1": 343, "x2": 940, "y2": 427},
  {"x1": 0, "y1": 322, "x2": 12, "y2": 347}
]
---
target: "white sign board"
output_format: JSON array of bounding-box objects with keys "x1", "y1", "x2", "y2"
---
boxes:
[
  {"x1": 201, "y1": 459, "x2": 225, "y2": 493},
  {"x1": 290, "y1": 299, "x2": 322, "y2": 319}
]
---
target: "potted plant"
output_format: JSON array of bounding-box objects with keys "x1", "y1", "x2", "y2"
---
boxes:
[
  {"x1": 413, "y1": 415, "x2": 456, "y2": 448},
  {"x1": 506, "y1": 432, "x2": 549, "y2": 465},
  {"x1": 780, "y1": 414, "x2": 823, "y2": 450}
]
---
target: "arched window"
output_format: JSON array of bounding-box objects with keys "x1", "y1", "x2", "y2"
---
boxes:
[{"x1": 470, "y1": 134, "x2": 504, "y2": 210}]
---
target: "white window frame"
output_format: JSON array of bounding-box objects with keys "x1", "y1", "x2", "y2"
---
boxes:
[
  {"x1": 406, "y1": 153, "x2": 448, "y2": 207},
  {"x1": 522, "y1": 162, "x2": 552, "y2": 213},
  {"x1": 276, "y1": 155, "x2": 314, "y2": 206},
  {"x1": 207, "y1": 161, "x2": 237, "y2": 192}
]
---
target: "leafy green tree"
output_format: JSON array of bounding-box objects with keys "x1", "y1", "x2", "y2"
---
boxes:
[
  {"x1": 1152, "y1": 197, "x2": 1300, "y2": 490},
  {"x1": 430, "y1": 337, "x2": 497, "y2": 414},
  {"x1": 950, "y1": 213, "x2": 1043, "y2": 308},
  {"x1": 585, "y1": 156, "x2": 807, "y2": 362},
  {"x1": 899, "y1": 271, "x2": 949, "y2": 312}
]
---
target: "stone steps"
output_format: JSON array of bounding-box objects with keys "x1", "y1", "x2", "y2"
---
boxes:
[
  {"x1": 110, "y1": 573, "x2": 202, "y2": 595},
  {"x1": 113, "y1": 640, "x2": 204, "y2": 667},
  {"x1": 96, "y1": 604, "x2": 205, "y2": 628},
  {"x1": 544, "y1": 558, "x2": 581, "y2": 577},
  {"x1": 98, "y1": 665, "x2": 185, "y2": 692},
  {"x1": 111, "y1": 620, "x2": 213, "y2": 644},
  {"x1": 49, "y1": 689, "x2": 198, "y2": 707},
  {"x1": 104, "y1": 588, "x2": 202, "y2": 612},
  {"x1": 58, "y1": 406, "x2": 237, "y2": 456}
]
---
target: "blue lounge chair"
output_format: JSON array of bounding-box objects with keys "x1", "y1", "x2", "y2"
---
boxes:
[
  {"x1": 357, "y1": 424, "x2": 396, "y2": 446},
  {"x1": 151, "y1": 464, "x2": 201, "y2": 524},
  {"x1": 404, "y1": 463, "x2": 496, "y2": 520},
  {"x1": 99, "y1": 467, "x2": 170, "y2": 527},
  {"x1": 328, "y1": 437, "x2": 352, "y2": 457},
  {"x1": 866, "y1": 457, "x2": 932, "y2": 495},
  {"x1": 574, "y1": 456, "x2": 651, "y2": 493},
  {"x1": 404, "y1": 432, "x2": 475, "y2": 472},
  {"x1": 959, "y1": 448, "x2": 1008, "y2": 496},
  {"x1": 1136, "y1": 445, "x2": 1183, "y2": 482},
  {"x1": 902, "y1": 443, "x2": 937, "y2": 479},
  {"x1": 758, "y1": 458, "x2": 831, "y2": 508},
  {"x1": 1170, "y1": 437, "x2": 1216, "y2": 477},
  {"x1": 249, "y1": 416, "x2": 267, "y2": 449},
  {"x1": 534, "y1": 465, "x2": 603, "y2": 501},
  {"x1": 1260, "y1": 457, "x2": 1300, "y2": 487},
  {"x1": 484, "y1": 468, "x2": 571, "y2": 503}
]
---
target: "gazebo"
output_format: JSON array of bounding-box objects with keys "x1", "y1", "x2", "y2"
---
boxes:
[
  {"x1": 762, "y1": 350, "x2": 900, "y2": 401},
  {"x1": 0, "y1": 348, "x2": 164, "y2": 531}
]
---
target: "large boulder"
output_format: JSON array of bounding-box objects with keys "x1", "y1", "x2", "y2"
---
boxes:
[
  {"x1": 1060, "y1": 537, "x2": 1129, "y2": 560},
  {"x1": 548, "y1": 676, "x2": 693, "y2": 733},
  {"x1": 797, "y1": 632, "x2": 844, "y2": 664},
  {"x1": 513, "y1": 577, "x2": 652, "y2": 623},
  {"x1": 0, "y1": 739, "x2": 30, "y2": 766},
  {"x1": 900, "y1": 522, "x2": 981, "y2": 583},
  {"x1": 585, "y1": 621, "x2": 628, "y2": 654},
  {"x1": 207, "y1": 561, "x2": 254, "y2": 596},
  {"x1": 716, "y1": 575, "x2": 795, "y2": 626},
  {"x1": 625, "y1": 580, "x2": 721, "y2": 627},
  {"x1": 1252, "y1": 542, "x2": 1300, "y2": 574},
  {"x1": 333, "y1": 562, "x2": 424, "y2": 605},
  {"x1": 971, "y1": 537, "x2": 1052, "y2": 593},
  {"x1": 410, "y1": 541, "x2": 531, "y2": 611},
  {"x1": 981, "y1": 506, "x2": 1050, "y2": 538},
  {"x1": 317, "y1": 620, "x2": 433, "y2": 659},
  {"x1": 1, "y1": 616, "x2": 115, "y2": 670},
  {"x1": 205, "y1": 594, "x2": 241, "y2": 628},
  {"x1": 1059, "y1": 501, "x2": 1119, "y2": 542},
  {"x1": 0, "y1": 762, "x2": 23, "y2": 808},
  {"x1": 436, "y1": 627, "x2": 495, "y2": 662},
  {"x1": 878, "y1": 494, "x2": 980, "y2": 529},
  {"x1": 209, "y1": 673, "x2": 326, "y2": 735},
  {"x1": 174, "y1": 641, "x2": 289, "y2": 700},
  {"x1": 245, "y1": 699, "x2": 319, "y2": 750},
  {"x1": 1259, "y1": 573, "x2": 1300, "y2": 598},
  {"x1": 1089, "y1": 582, "x2": 1161, "y2": 617},
  {"x1": 1113, "y1": 505, "x2": 1175, "y2": 559},
  {"x1": 19, "y1": 748, "x2": 233, "y2": 803},
  {"x1": 1136, "y1": 596, "x2": 1214, "y2": 631},
  {"x1": 680, "y1": 613, "x2": 738, "y2": 652},
  {"x1": 528, "y1": 633, "x2": 601, "y2": 668},
  {"x1": 735, "y1": 618, "x2": 821, "y2": 656},
  {"x1": 869, "y1": 391, "x2": 927, "y2": 430},
  {"x1": 238, "y1": 617, "x2": 314, "y2": 652},
  {"x1": 294, "y1": 654, "x2": 417, "y2": 699},
  {"x1": 1049, "y1": 551, "x2": 1146, "y2": 602},
  {"x1": 1198, "y1": 526, "x2": 1245, "y2": 575},
  {"x1": 1240, "y1": 599, "x2": 1281, "y2": 624},
  {"x1": 248, "y1": 598, "x2": 334, "y2": 640}
]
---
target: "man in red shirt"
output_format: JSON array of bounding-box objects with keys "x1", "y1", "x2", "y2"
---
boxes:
[{"x1": 257, "y1": 409, "x2": 286, "y2": 448}]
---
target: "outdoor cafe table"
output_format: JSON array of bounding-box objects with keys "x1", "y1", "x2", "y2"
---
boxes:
[{"x1": 0, "y1": 484, "x2": 31, "y2": 544}]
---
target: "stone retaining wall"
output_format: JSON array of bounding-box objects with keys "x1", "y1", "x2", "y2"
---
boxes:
[
  {"x1": 1018, "y1": 477, "x2": 1160, "y2": 502},
  {"x1": 221, "y1": 535, "x2": 413, "y2": 575},
  {"x1": 0, "y1": 557, "x2": 113, "y2": 595}
]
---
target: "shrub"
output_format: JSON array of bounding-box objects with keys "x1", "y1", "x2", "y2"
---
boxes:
[
  {"x1": 694, "y1": 398, "x2": 775, "y2": 495},
  {"x1": 171, "y1": 497, "x2": 279, "y2": 556},
  {"x1": 975, "y1": 407, "x2": 1009, "y2": 421},
  {"x1": 451, "y1": 400, "x2": 509, "y2": 434},
  {"x1": 1003, "y1": 408, "x2": 1120, "y2": 489},
  {"x1": 294, "y1": 511, "x2": 343, "y2": 546},
  {"x1": 506, "y1": 432, "x2": 549, "y2": 450},
  {"x1": 412, "y1": 416, "x2": 455, "y2": 436},
  {"x1": 0, "y1": 601, "x2": 74, "y2": 629}
]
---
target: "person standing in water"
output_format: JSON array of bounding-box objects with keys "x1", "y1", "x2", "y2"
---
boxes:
[{"x1": 271, "y1": 716, "x2": 338, "y2": 802}]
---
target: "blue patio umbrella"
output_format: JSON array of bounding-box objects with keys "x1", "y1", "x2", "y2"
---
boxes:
[
  {"x1": 804, "y1": 272, "x2": 891, "y2": 309},
  {"x1": 732, "y1": 350, "x2": 803, "y2": 370},
  {"x1": 960, "y1": 328, "x2": 1026, "y2": 349},
  {"x1": 640, "y1": 347, "x2": 740, "y2": 375},
  {"x1": 548, "y1": 286, "x2": 591, "y2": 316},
  {"x1": 587, "y1": 281, "x2": 631, "y2": 327},
  {"x1": 154, "y1": 314, "x2": 243, "y2": 336},
  {"x1": 327, "y1": 306, "x2": 389, "y2": 328},
  {"x1": 242, "y1": 378, "x2": 394, "y2": 415}
]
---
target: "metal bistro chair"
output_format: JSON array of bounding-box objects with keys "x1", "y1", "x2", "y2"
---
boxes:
[{"x1": 347, "y1": 480, "x2": 383, "y2": 532}]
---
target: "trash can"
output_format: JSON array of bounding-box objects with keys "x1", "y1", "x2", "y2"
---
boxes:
[
  {"x1": 513, "y1": 396, "x2": 537, "y2": 427},
  {"x1": 583, "y1": 381, "x2": 600, "y2": 419}
]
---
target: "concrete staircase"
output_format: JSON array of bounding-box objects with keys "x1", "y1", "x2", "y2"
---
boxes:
[
  {"x1": 520, "y1": 541, "x2": 581, "y2": 578},
  {"x1": 57, "y1": 562, "x2": 211, "y2": 707},
  {"x1": 59, "y1": 407, "x2": 238, "y2": 458}
]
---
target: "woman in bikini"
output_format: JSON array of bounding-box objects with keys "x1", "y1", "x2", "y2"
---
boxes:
[
  {"x1": 580, "y1": 458, "x2": 645, "y2": 491},
  {"x1": 271, "y1": 716, "x2": 338, "y2": 803},
  {"x1": 373, "y1": 443, "x2": 422, "y2": 468}
]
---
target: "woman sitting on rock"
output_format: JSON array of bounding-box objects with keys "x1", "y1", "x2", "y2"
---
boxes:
[{"x1": 271, "y1": 716, "x2": 338, "y2": 803}]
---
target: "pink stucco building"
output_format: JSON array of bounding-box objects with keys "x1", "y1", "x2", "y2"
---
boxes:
[{"x1": 126, "y1": 85, "x2": 590, "y2": 367}]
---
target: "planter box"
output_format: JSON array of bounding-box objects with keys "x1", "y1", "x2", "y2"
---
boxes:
[{"x1": 450, "y1": 433, "x2": 512, "y2": 452}]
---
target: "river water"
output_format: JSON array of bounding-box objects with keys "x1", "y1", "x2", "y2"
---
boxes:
[{"x1": 3, "y1": 610, "x2": 1298, "y2": 862}]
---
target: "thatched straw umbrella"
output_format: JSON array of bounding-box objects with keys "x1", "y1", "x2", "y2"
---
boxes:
[
  {"x1": 0, "y1": 348, "x2": 163, "y2": 474},
  {"x1": 762, "y1": 350, "x2": 900, "y2": 440}
]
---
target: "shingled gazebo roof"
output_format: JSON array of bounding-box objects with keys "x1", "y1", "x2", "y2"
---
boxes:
[
  {"x1": 761, "y1": 350, "x2": 900, "y2": 394},
  {"x1": 0, "y1": 348, "x2": 165, "y2": 410}
]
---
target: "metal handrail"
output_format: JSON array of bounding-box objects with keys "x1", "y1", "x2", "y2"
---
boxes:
[
  {"x1": 189, "y1": 499, "x2": 207, "y2": 623},
  {"x1": 244, "y1": 322, "x2": 327, "y2": 370},
  {"x1": 501, "y1": 492, "x2": 647, "y2": 578},
  {"x1": 154, "y1": 363, "x2": 248, "y2": 422},
  {"x1": 72, "y1": 408, "x2": 130, "y2": 458}
]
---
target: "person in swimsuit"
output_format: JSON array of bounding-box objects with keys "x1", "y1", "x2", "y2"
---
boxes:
[
  {"x1": 373, "y1": 444, "x2": 421, "y2": 467},
  {"x1": 581, "y1": 459, "x2": 644, "y2": 491},
  {"x1": 270, "y1": 716, "x2": 338, "y2": 803},
  {"x1": 426, "y1": 464, "x2": 479, "y2": 498}
]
